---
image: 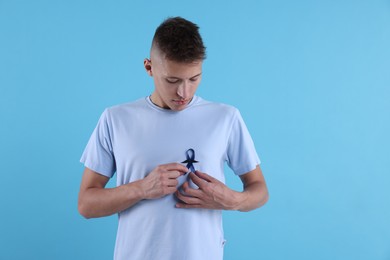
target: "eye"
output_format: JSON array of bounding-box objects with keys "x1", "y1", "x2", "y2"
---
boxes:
[
  {"x1": 190, "y1": 76, "x2": 199, "y2": 82},
  {"x1": 166, "y1": 78, "x2": 179, "y2": 84}
]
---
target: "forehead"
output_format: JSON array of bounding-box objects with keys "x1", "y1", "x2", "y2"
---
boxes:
[
  {"x1": 151, "y1": 46, "x2": 203, "y2": 77},
  {"x1": 158, "y1": 58, "x2": 202, "y2": 78}
]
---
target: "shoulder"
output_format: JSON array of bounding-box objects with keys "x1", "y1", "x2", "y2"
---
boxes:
[
  {"x1": 107, "y1": 97, "x2": 147, "y2": 113},
  {"x1": 192, "y1": 96, "x2": 239, "y2": 118},
  {"x1": 102, "y1": 97, "x2": 149, "y2": 118}
]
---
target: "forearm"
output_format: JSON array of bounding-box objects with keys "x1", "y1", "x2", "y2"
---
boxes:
[
  {"x1": 78, "y1": 180, "x2": 145, "y2": 219},
  {"x1": 79, "y1": 164, "x2": 187, "y2": 218},
  {"x1": 232, "y1": 180, "x2": 269, "y2": 212}
]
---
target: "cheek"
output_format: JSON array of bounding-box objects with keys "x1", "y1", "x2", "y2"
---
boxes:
[
  {"x1": 159, "y1": 83, "x2": 178, "y2": 96},
  {"x1": 190, "y1": 82, "x2": 200, "y2": 92},
  {"x1": 155, "y1": 79, "x2": 171, "y2": 92}
]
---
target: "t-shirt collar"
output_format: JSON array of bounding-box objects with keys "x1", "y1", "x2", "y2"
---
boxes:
[{"x1": 146, "y1": 95, "x2": 198, "y2": 112}]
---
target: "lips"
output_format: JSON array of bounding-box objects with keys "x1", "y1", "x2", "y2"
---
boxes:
[{"x1": 172, "y1": 99, "x2": 188, "y2": 105}]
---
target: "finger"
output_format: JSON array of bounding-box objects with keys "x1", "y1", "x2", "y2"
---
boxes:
[
  {"x1": 180, "y1": 181, "x2": 203, "y2": 197},
  {"x1": 189, "y1": 172, "x2": 209, "y2": 189},
  {"x1": 165, "y1": 186, "x2": 178, "y2": 195},
  {"x1": 165, "y1": 170, "x2": 185, "y2": 179},
  {"x1": 163, "y1": 163, "x2": 189, "y2": 173},
  {"x1": 165, "y1": 179, "x2": 179, "y2": 187},
  {"x1": 175, "y1": 190, "x2": 202, "y2": 205},
  {"x1": 176, "y1": 202, "x2": 202, "y2": 209},
  {"x1": 194, "y1": 171, "x2": 216, "y2": 182}
]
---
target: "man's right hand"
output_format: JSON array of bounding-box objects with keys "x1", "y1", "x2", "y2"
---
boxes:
[
  {"x1": 140, "y1": 163, "x2": 188, "y2": 199},
  {"x1": 78, "y1": 163, "x2": 188, "y2": 218}
]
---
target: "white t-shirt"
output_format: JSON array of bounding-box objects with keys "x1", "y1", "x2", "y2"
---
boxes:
[{"x1": 80, "y1": 96, "x2": 260, "y2": 260}]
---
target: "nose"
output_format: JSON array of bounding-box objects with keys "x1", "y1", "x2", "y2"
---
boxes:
[{"x1": 177, "y1": 81, "x2": 189, "y2": 99}]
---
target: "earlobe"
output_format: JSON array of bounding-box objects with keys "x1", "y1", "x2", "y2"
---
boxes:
[{"x1": 144, "y1": 58, "x2": 153, "y2": 76}]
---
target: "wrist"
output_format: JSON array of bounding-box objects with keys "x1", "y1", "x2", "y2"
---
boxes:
[
  {"x1": 228, "y1": 191, "x2": 248, "y2": 211},
  {"x1": 127, "y1": 180, "x2": 147, "y2": 201}
]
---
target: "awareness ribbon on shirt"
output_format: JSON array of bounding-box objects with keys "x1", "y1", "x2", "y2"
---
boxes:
[{"x1": 181, "y1": 148, "x2": 198, "y2": 173}]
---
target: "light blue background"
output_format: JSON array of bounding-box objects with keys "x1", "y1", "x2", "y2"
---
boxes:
[{"x1": 1, "y1": 0, "x2": 389, "y2": 259}]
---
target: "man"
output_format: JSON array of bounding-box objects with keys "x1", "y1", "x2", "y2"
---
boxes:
[{"x1": 79, "y1": 17, "x2": 268, "y2": 260}]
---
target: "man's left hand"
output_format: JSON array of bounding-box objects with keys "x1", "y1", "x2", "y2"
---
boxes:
[{"x1": 175, "y1": 171, "x2": 242, "y2": 210}]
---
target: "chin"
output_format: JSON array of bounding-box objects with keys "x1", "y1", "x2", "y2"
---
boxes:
[{"x1": 170, "y1": 105, "x2": 187, "y2": 111}]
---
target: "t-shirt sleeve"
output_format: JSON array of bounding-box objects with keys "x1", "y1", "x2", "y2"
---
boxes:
[
  {"x1": 226, "y1": 109, "x2": 261, "y2": 176},
  {"x1": 80, "y1": 109, "x2": 116, "y2": 178}
]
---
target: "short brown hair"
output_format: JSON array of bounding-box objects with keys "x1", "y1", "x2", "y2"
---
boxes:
[{"x1": 152, "y1": 17, "x2": 206, "y2": 62}]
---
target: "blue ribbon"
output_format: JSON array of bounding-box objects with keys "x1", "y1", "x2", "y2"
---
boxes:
[{"x1": 181, "y1": 148, "x2": 198, "y2": 173}]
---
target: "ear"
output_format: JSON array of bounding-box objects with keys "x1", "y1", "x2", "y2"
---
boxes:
[{"x1": 144, "y1": 58, "x2": 153, "y2": 76}]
